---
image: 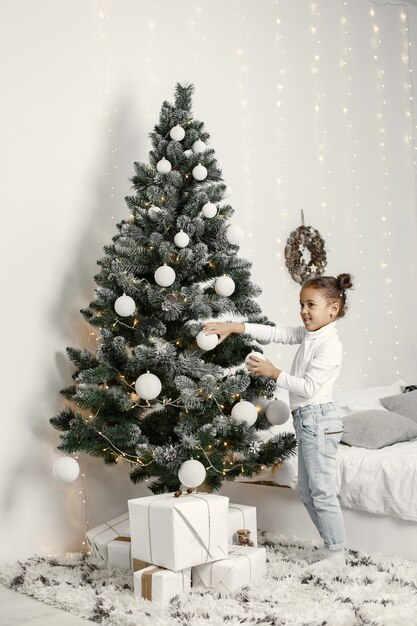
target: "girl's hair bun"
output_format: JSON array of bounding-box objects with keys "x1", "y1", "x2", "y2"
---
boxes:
[{"x1": 336, "y1": 273, "x2": 354, "y2": 292}]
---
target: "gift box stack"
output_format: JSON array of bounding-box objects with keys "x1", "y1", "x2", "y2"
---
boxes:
[
  {"x1": 127, "y1": 492, "x2": 266, "y2": 603},
  {"x1": 86, "y1": 496, "x2": 266, "y2": 603}
]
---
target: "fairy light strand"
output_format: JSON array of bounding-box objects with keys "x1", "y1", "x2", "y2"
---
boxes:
[{"x1": 369, "y1": 4, "x2": 400, "y2": 377}]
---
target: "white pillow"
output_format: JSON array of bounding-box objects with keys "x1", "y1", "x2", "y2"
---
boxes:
[{"x1": 333, "y1": 379, "x2": 407, "y2": 412}]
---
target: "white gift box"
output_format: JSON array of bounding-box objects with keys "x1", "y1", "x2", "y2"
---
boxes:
[
  {"x1": 107, "y1": 538, "x2": 151, "y2": 572},
  {"x1": 128, "y1": 492, "x2": 229, "y2": 572},
  {"x1": 228, "y1": 503, "x2": 258, "y2": 546},
  {"x1": 134, "y1": 566, "x2": 191, "y2": 603},
  {"x1": 86, "y1": 512, "x2": 130, "y2": 560},
  {"x1": 192, "y1": 545, "x2": 266, "y2": 593},
  {"x1": 107, "y1": 537, "x2": 132, "y2": 570}
]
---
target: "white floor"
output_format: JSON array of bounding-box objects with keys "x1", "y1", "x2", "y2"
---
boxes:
[{"x1": 0, "y1": 585, "x2": 91, "y2": 625}]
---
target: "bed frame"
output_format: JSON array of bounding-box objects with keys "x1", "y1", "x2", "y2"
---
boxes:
[{"x1": 219, "y1": 481, "x2": 417, "y2": 562}]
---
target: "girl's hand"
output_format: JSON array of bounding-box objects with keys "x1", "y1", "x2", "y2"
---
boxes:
[
  {"x1": 203, "y1": 321, "x2": 234, "y2": 344},
  {"x1": 247, "y1": 356, "x2": 281, "y2": 381}
]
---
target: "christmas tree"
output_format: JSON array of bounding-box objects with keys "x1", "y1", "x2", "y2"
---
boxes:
[{"x1": 50, "y1": 83, "x2": 297, "y2": 493}]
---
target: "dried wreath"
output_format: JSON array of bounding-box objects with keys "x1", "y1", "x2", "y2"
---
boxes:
[{"x1": 284, "y1": 216, "x2": 327, "y2": 284}]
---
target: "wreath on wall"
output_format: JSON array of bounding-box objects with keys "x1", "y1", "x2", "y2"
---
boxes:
[{"x1": 284, "y1": 211, "x2": 327, "y2": 284}]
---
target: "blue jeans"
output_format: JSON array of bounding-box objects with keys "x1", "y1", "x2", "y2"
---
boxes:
[{"x1": 292, "y1": 402, "x2": 346, "y2": 551}]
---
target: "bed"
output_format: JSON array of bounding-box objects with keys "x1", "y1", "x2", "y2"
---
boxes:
[{"x1": 219, "y1": 379, "x2": 417, "y2": 561}]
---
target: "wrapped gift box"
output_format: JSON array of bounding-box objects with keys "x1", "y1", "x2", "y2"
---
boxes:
[
  {"x1": 128, "y1": 492, "x2": 229, "y2": 572},
  {"x1": 134, "y1": 565, "x2": 191, "y2": 603},
  {"x1": 192, "y1": 544, "x2": 266, "y2": 593},
  {"x1": 107, "y1": 538, "x2": 151, "y2": 572},
  {"x1": 228, "y1": 503, "x2": 258, "y2": 546},
  {"x1": 86, "y1": 512, "x2": 130, "y2": 560},
  {"x1": 108, "y1": 537, "x2": 132, "y2": 570}
]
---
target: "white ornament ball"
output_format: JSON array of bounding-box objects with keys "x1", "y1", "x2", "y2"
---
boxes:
[
  {"x1": 196, "y1": 330, "x2": 218, "y2": 351},
  {"x1": 178, "y1": 459, "x2": 206, "y2": 488},
  {"x1": 148, "y1": 205, "x2": 162, "y2": 219},
  {"x1": 265, "y1": 400, "x2": 291, "y2": 426},
  {"x1": 52, "y1": 457, "x2": 80, "y2": 483},
  {"x1": 170, "y1": 125, "x2": 185, "y2": 141},
  {"x1": 114, "y1": 294, "x2": 136, "y2": 317},
  {"x1": 245, "y1": 351, "x2": 266, "y2": 370},
  {"x1": 225, "y1": 225, "x2": 244, "y2": 246},
  {"x1": 202, "y1": 202, "x2": 217, "y2": 218},
  {"x1": 223, "y1": 186, "x2": 232, "y2": 198},
  {"x1": 231, "y1": 400, "x2": 258, "y2": 426},
  {"x1": 174, "y1": 230, "x2": 189, "y2": 248},
  {"x1": 183, "y1": 149, "x2": 193, "y2": 157},
  {"x1": 192, "y1": 163, "x2": 207, "y2": 181},
  {"x1": 135, "y1": 372, "x2": 162, "y2": 400},
  {"x1": 154, "y1": 265, "x2": 176, "y2": 287},
  {"x1": 271, "y1": 460, "x2": 297, "y2": 487},
  {"x1": 156, "y1": 158, "x2": 172, "y2": 174},
  {"x1": 192, "y1": 139, "x2": 206, "y2": 153},
  {"x1": 214, "y1": 275, "x2": 235, "y2": 297}
]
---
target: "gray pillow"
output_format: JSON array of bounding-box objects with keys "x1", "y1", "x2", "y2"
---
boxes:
[
  {"x1": 380, "y1": 390, "x2": 417, "y2": 424},
  {"x1": 341, "y1": 409, "x2": 417, "y2": 449}
]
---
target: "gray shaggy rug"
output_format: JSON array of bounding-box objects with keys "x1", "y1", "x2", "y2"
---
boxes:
[{"x1": 1, "y1": 533, "x2": 417, "y2": 626}]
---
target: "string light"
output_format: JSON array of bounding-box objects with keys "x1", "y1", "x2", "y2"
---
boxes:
[
  {"x1": 236, "y1": 6, "x2": 256, "y2": 259},
  {"x1": 310, "y1": 2, "x2": 329, "y2": 216},
  {"x1": 274, "y1": 3, "x2": 289, "y2": 282},
  {"x1": 369, "y1": 3, "x2": 399, "y2": 378}
]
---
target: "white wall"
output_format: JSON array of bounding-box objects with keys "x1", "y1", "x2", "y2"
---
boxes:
[{"x1": 1, "y1": 0, "x2": 417, "y2": 561}]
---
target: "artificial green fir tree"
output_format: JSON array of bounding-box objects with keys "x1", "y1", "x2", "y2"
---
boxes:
[{"x1": 50, "y1": 83, "x2": 297, "y2": 493}]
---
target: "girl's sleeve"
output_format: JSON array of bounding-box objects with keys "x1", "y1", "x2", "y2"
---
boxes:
[
  {"x1": 277, "y1": 341, "x2": 343, "y2": 397},
  {"x1": 243, "y1": 322, "x2": 305, "y2": 345}
]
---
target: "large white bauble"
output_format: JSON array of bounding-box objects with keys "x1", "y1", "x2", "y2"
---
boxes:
[
  {"x1": 183, "y1": 149, "x2": 193, "y2": 157},
  {"x1": 196, "y1": 330, "x2": 218, "y2": 351},
  {"x1": 178, "y1": 459, "x2": 206, "y2": 488},
  {"x1": 245, "y1": 351, "x2": 266, "y2": 370},
  {"x1": 202, "y1": 202, "x2": 217, "y2": 218},
  {"x1": 265, "y1": 400, "x2": 291, "y2": 426},
  {"x1": 271, "y1": 460, "x2": 297, "y2": 487},
  {"x1": 225, "y1": 225, "x2": 244, "y2": 246},
  {"x1": 135, "y1": 372, "x2": 162, "y2": 400},
  {"x1": 192, "y1": 139, "x2": 206, "y2": 153},
  {"x1": 156, "y1": 158, "x2": 172, "y2": 174},
  {"x1": 154, "y1": 265, "x2": 176, "y2": 287},
  {"x1": 192, "y1": 163, "x2": 207, "y2": 181},
  {"x1": 52, "y1": 457, "x2": 80, "y2": 483},
  {"x1": 174, "y1": 230, "x2": 189, "y2": 248},
  {"x1": 170, "y1": 125, "x2": 185, "y2": 141},
  {"x1": 114, "y1": 294, "x2": 136, "y2": 317},
  {"x1": 148, "y1": 205, "x2": 162, "y2": 219},
  {"x1": 214, "y1": 275, "x2": 235, "y2": 297},
  {"x1": 231, "y1": 400, "x2": 258, "y2": 426}
]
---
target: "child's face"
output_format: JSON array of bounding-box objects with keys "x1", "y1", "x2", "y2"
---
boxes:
[{"x1": 299, "y1": 286, "x2": 339, "y2": 331}]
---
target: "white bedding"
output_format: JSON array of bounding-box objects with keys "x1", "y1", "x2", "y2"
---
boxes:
[
  {"x1": 335, "y1": 438, "x2": 417, "y2": 522},
  {"x1": 240, "y1": 434, "x2": 417, "y2": 522}
]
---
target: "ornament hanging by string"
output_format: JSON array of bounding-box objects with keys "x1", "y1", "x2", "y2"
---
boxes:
[
  {"x1": 225, "y1": 225, "x2": 244, "y2": 246},
  {"x1": 170, "y1": 125, "x2": 185, "y2": 141},
  {"x1": 156, "y1": 158, "x2": 172, "y2": 174},
  {"x1": 192, "y1": 163, "x2": 207, "y2": 181},
  {"x1": 154, "y1": 264, "x2": 176, "y2": 287},
  {"x1": 174, "y1": 230, "x2": 190, "y2": 248},
  {"x1": 202, "y1": 202, "x2": 217, "y2": 218},
  {"x1": 178, "y1": 459, "x2": 206, "y2": 488},
  {"x1": 135, "y1": 372, "x2": 162, "y2": 400},
  {"x1": 284, "y1": 210, "x2": 327, "y2": 284},
  {"x1": 114, "y1": 293, "x2": 136, "y2": 317}
]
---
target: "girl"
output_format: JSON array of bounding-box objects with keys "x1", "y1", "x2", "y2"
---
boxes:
[{"x1": 203, "y1": 273, "x2": 354, "y2": 573}]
